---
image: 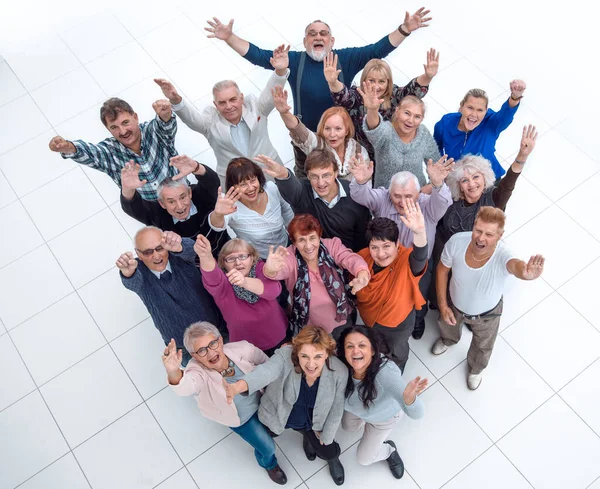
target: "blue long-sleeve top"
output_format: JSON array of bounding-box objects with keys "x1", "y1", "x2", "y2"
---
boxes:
[
  {"x1": 433, "y1": 99, "x2": 519, "y2": 178},
  {"x1": 243, "y1": 36, "x2": 396, "y2": 131}
]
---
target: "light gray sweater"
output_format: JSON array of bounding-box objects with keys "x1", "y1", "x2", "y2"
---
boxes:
[
  {"x1": 364, "y1": 114, "x2": 440, "y2": 188},
  {"x1": 243, "y1": 346, "x2": 348, "y2": 445}
]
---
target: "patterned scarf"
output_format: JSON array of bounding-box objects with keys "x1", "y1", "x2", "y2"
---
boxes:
[
  {"x1": 230, "y1": 262, "x2": 260, "y2": 304},
  {"x1": 290, "y1": 243, "x2": 354, "y2": 335}
]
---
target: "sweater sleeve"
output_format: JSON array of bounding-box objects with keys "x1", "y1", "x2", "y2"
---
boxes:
[
  {"x1": 243, "y1": 347, "x2": 290, "y2": 394},
  {"x1": 349, "y1": 179, "x2": 386, "y2": 214},
  {"x1": 201, "y1": 265, "x2": 230, "y2": 301},
  {"x1": 331, "y1": 85, "x2": 362, "y2": 111},
  {"x1": 487, "y1": 99, "x2": 519, "y2": 135},
  {"x1": 120, "y1": 266, "x2": 144, "y2": 292},
  {"x1": 243, "y1": 43, "x2": 276, "y2": 70},
  {"x1": 492, "y1": 167, "x2": 521, "y2": 210},
  {"x1": 270, "y1": 247, "x2": 296, "y2": 282},
  {"x1": 408, "y1": 243, "x2": 428, "y2": 276},
  {"x1": 326, "y1": 238, "x2": 370, "y2": 276},
  {"x1": 171, "y1": 238, "x2": 197, "y2": 264},
  {"x1": 256, "y1": 261, "x2": 282, "y2": 301},
  {"x1": 288, "y1": 119, "x2": 318, "y2": 156},
  {"x1": 392, "y1": 79, "x2": 429, "y2": 102},
  {"x1": 192, "y1": 165, "x2": 221, "y2": 210},
  {"x1": 362, "y1": 114, "x2": 394, "y2": 150},
  {"x1": 275, "y1": 170, "x2": 306, "y2": 208},
  {"x1": 338, "y1": 36, "x2": 396, "y2": 76},
  {"x1": 120, "y1": 190, "x2": 161, "y2": 226},
  {"x1": 422, "y1": 127, "x2": 442, "y2": 163},
  {"x1": 380, "y1": 362, "x2": 425, "y2": 419}
]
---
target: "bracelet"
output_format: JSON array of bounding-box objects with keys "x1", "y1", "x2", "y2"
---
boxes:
[
  {"x1": 193, "y1": 161, "x2": 200, "y2": 173},
  {"x1": 514, "y1": 159, "x2": 526, "y2": 165},
  {"x1": 431, "y1": 182, "x2": 442, "y2": 190},
  {"x1": 510, "y1": 94, "x2": 523, "y2": 101},
  {"x1": 398, "y1": 24, "x2": 411, "y2": 37}
]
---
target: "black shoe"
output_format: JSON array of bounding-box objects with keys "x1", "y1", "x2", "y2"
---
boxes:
[
  {"x1": 327, "y1": 457, "x2": 345, "y2": 485},
  {"x1": 302, "y1": 433, "x2": 317, "y2": 461},
  {"x1": 384, "y1": 440, "x2": 404, "y2": 479},
  {"x1": 266, "y1": 465, "x2": 288, "y2": 485},
  {"x1": 411, "y1": 319, "x2": 425, "y2": 340}
]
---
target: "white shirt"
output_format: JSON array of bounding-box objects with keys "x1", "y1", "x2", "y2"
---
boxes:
[
  {"x1": 172, "y1": 201, "x2": 198, "y2": 224},
  {"x1": 312, "y1": 179, "x2": 347, "y2": 208},
  {"x1": 229, "y1": 118, "x2": 251, "y2": 155},
  {"x1": 441, "y1": 232, "x2": 515, "y2": 315}
]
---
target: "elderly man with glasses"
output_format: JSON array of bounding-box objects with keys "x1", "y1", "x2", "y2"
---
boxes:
[{"x1": 116, "y1": 227, "x2": 224, "y2": 366}]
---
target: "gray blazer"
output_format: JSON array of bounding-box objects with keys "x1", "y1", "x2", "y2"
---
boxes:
[{"x1": 243, "y1": 346, "x2": 348, "y2": 445}]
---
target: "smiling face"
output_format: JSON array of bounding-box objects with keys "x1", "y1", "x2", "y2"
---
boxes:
[
  {"x1": 321, "y1": 114, "x2": 348, "y2": 151},
  {"x1": 236, "y1": 175, "x2": 261, "y2": 205},
  {"x1": 344, "y1": 332, "x2": 374, "y2": 377},
  {"x1": 158, "y1": 185, "x2": 192, "y2": 220},
  {"x1": 303, "y1": 22, "x2": 334, "y2": 61},
  {"x1": 393, "y1": 102, "x2": 424, "y2": 137},
  {"x1": 307, "y1": 164, "x2": 338, "y2": 202},
  {"x1": 214, "y1": 86, "x2": 244, "y2": 124},
  {"x1": 459, "y1": 96, "x2": 488, "y2": 132},
  {"x1": 294, "y1": 231, "x2": 321, "y2": 264},
  {"x1": 298, "y1": 343, "x2": 328, "y2": 381},
  {"x1": 105, "y1": 111, "x2": 141, "y2": 149},
  {"x1": 135, "y1": 228, "x2": 169, "y2": 273},
  {"x1": 191, "y1": 334, "x2": 226, "y2": 370},
  {"x1": 365, "y1": 68, "x2": 389, "y2": 99},
  {"x1": 389, "y1": 180, "x2": 419, "y2": 214},
  {"x1": 368, "y1": 238, "x2": 399, "y2": 268},
  {"x1": 459, "y1": 170, "x2": 485, "y2": 203},
  {"x1": 471, "y1": 219, "x2": 503, "y2": 256}
]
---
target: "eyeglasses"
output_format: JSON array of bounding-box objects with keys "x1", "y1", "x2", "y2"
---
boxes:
[
  {"x1": 307, "y1": 30, "x2": 330, "y2": 37},
  {"x1": 223, "y1": 253, "x2": 250, "y2": 264},
  {"x1": 308, "y1": 172, "x2": 333, "y2": 182},
  {"x1": 237, "y1": 177, "x2": 258, "y2": 190},
  {"x1": 136, "y1": 245, "x2": 165, "y2": 257},
  {"x1": 194, "y1": 338, "x2": 220, "y2": 357}
]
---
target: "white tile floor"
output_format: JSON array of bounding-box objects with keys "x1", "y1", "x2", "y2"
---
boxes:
[{"x1": 1, "y1": 0, "x2": 599, "y2": 488}]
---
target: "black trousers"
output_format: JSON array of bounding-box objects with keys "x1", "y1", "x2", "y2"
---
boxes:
[
  {"x1": 373, "y1": 309, "x2": 416, "y2": 373},
  {"x1": 297, "y1": 430, "x2": 341, "y2": 461}
]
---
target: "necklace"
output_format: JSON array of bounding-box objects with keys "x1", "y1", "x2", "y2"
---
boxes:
[
  {"x1": 220, "y1": 359, "x2": 235, "y2": 377},
  {"x1": 470, "y1": 244, "x2": 495, "y2": 263}
]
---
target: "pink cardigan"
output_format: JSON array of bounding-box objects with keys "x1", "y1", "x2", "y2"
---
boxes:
[
  {"x1": 170, "y1": 341, "x2": 269, "y2": 427},
  {"x1": 272, "y1": 237, "x2": 369, "y2": 333}
]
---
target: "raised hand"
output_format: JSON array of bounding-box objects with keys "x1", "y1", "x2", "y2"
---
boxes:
[
  {"x1": 264, "y1": 245, "x2": 289, "y2": 277},
  {"x1": 205, "y1": 17, "x2": 234, "y2": 41},
  {"x1": 226, "y1": 268, "x2": 247, "y2": 287},
  {"x1": 152, "y1": 99, "x2": 172, "y2": 122},
  {"x1": 521, "y1": 254, "x2": 545, "y2": 280},
  {"x1": 403, "y1": 7, "x2": 432, "y2": 32},
  {"x1": 509, "y1": 79, "x2": 527, "y2": 99},
  {"x1": 154, "y1": 78, "x2": 182, "y2": 105},
  {"x1": 48, "y1": 135, "x2": 75, "y2": 153},
  {"x1": 271, "y1": 85, "x2": 292, "y2": 114},
  {"x1": 440, "y1": 305, "x2": 457, "y2": 325},
  {"x1": 357, "y1": 81, "x2": 384, "y2": 110},
  {"x1": 349, "y1": 270, "x2": 370, "y2": 295},
  {"x1": 254, "y1": 154, "x2": 289, "y2": 179},
  {"x1": 214, "y1": 186, "x2": 240, "y2": 216},
  {"x1": 161, "y1": 231, "x2": 183, "y2": 252},
  {"x1": 348, "y1": 154, "x2": 374, "y2": 185},
  {"x1": 399, "y1": 199, "x2": 425, "y2": 234},
  {"x1": 162, "y1": 339, "x2": 183, "y2": 375},
  {"x1": 518, "y1": 124, "x2": 538, "y2": 158},
  {"x1": 270, "y1": 44, "x2": 291, "y2": 72},
  {"x1": 426, "y1": 154, "x2": 455, "y2": 187},
  {"x1": 170, "y1": 155, "x2": 202, "y2": 180},
  {"x1": 423, "y1": 48, "x2": 440, "y2": 79},
  {"x1": 403, "y1": 376, "x2": 428, "y2": 404},
  {"x1": 323, "y1": 52, "x2": 341, "y2": 84},
  {"x1": 194, "y1": 234, "x2": 213, "y2": 260},
  {"x1": 116, "y1": 251, "x2": 138, "y2": 277},
  {"x1": 121, "y1": 161, "x2": 148, "y2": 190}
]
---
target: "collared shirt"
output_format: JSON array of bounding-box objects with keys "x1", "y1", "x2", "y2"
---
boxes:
[
  {"x1": 61, "y1": 115, "x2": 179, "y2": 201},
  {"x1": 172, "y1": 201, "x2": 198, "y2": 224},
  {"x1": 150, "y1": 261, "x2": 172, "y2": 279},
  {"x1": 229, "y1": 118, "x2": 251, "y2": 155},
  {"x1": 312, "y1": 179, "x2": 347, "y2": 208}
]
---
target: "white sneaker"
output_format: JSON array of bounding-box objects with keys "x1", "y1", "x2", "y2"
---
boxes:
[
  {"x1": 431, "y1": 338, "x2": 449, "y2": 355},
  {"x1": 467, "y1": 373, "x2": 482, "y2": 390}
]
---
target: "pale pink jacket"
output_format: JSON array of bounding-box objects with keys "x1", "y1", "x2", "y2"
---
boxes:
[{"x1": 170, "y1": 341, "x2": 269, "y2": 427}]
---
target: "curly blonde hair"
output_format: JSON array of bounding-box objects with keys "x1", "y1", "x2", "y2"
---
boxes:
[{"x1": 446, "y1": 154, "x2": 496, "y2": 201}]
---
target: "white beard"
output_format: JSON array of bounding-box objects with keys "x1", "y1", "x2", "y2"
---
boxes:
[{"x1": 307, "y1": 48, "x2": 328, "y2": 62}]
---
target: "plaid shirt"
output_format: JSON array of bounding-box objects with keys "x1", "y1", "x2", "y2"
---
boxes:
[{"x1": 62, "y1": 114, "x2": 179, "y2": 201}]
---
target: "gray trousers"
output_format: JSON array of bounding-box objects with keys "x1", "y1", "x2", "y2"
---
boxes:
[
  {"x1": 342, "y1": 410, "x2": 402, "y2": 465},
  {"x1": 437, "y1": 299, "x2": 503, "y2": 375}
]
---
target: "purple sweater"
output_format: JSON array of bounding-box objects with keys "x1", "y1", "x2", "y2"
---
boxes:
[{"x1": 201, "y1": 261, "x2": 287, "y2": 350}]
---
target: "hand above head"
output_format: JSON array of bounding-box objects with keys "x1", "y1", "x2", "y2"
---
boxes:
[
  {"x1": 270, "y1": 44, "x2": 291, "y2": 72},
  {"x1": 161, "y1": 231, "x2": 183, "y2": 252},
  {"x1": 522, "y1": 254, "x2": 545, "y2": 280},
  {"x1": 271, "y1": 85, "x2": 292, "y2": 114},
  {"x1": 214, "y1": 186, "x2": 240, "y2": 216},
  {"x1": 402, "y1": 7, "x2": 432, "y2": 32},
  {"x1": 205, "y1": 17, "x2": 234, "y2": 41},
  {"x1": 423, "y1": 48, "x2": 440, "y2": 79},
  {"x1": 398, "y1": 198, "x2": 426, "y2": 235},
  {"x1": 323, "y1": 52, "x2": 341, "y2": 84},
  {"x1": 349, "y1": 269, "x2": 370, "y2": 295},
  {"x1": 348, "y1": 153, "x2": 374, "y2": 185},
  {"x1": 226, "y1": 268, "x2": 247, "y2": 288},
  {"x1": 162, "y1": 338, "x2": 183, "y2": 375},
  {"x1": 116, "y1": 251, "x2": 138, "y2": 277},
  {"x1": 403, "y1": 376, "x2": 428, "y2": 404},
  {"x1": 170, "y1": 155, "x2": 203, "y2": 180},
  {"x1": 426, "y1": 154, "x2": 455, "y2": 187},
  {"x1": 154, "y1": 78, "x2": 182, "y2": 105},
  {"x1": 48, "y1": 135, "x2": 75, "y2": 153},
  {"x1": 254, "y1": 154, "x2": 289, "y2": 179},
  {"x1": 152, "y1": 99, "x2": 173, "y2": 122},
  {"x1": 264, "y1": 245, "x2": 289, "y2": 277},
  {"x1": 517, "y1": 124, "x2": 538, "y2": 159},
  {"x1": 121, "y1": 161, "x2": 148, "y2": 191},
  {"x1": 357, "y1": 82, "x2": 384, "y2": 111},
  {"x1": 194, "y1": 234, "x2": 214, "y2": 260},
  {"x1": 509, "y1": 79, "x2": 527, "y2": 99}
]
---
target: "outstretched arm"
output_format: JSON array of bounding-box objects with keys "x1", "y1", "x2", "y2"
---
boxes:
[
  {"x1": 388, "y1": 7, "x2": 432, "y2": 47},
  {"x1": 507, "y1": 255, "x2": 545, "y2": 280},
  {"x1": 416, "y1": 48, "x2": 439, "y2": 86},
  {"x1": 205, "y1": 17, "x2": 250, "y2": 56}
]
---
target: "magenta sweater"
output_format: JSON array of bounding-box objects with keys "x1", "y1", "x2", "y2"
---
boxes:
[{"x1": 201, "y1": 261, "x2": 287, "y2": 350}]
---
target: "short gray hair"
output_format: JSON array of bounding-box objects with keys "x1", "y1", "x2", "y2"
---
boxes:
[
  {"x1": 157, "y1": 176, "x2": 189, "y2": 202},
  {"x1": 133, "y1": 225, "x2": 163, "y2": 248},
  {"x1": 304, "y1": 20, "x2": 332, "y2": 36},
  {"x1": 183, "y1": 321, "x2": 221, "y2": 354},
  {"x1": 446, "y1": 155, "x2": 496, "y2": 201},
  {"x1": 212, "y1": 80, "x2": 240, "y2": 98},
  {"x1": 389, "y1": 171, "x2": 420, "y2": 192}
]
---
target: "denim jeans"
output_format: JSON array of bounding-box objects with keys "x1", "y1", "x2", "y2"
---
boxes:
[{"x1": 230, "y1": 413, "x2": 278, "y2": 470}]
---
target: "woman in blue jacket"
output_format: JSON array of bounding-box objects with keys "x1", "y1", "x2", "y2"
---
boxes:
[{"x1": 433, "y1": 80, "x2": 526, "y2": 179}]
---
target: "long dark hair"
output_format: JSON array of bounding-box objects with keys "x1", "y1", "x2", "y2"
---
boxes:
[{"x1": 336, "y1": 325, "x2": 390, "y2": 408}]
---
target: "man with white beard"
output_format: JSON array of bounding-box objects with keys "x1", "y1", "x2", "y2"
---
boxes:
[{"x1": 205, "y1": 12, "x2": 432, "y2": 169}]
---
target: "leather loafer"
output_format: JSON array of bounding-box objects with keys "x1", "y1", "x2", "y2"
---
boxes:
[
  {"x1": 303, "y1": 433, "x2": 317, "y2": 461},
  {"x1": 384, "y1": 440, "x2": 405, "y2": 479},
  {"x1": 266, "y1": 464, "x2": 288, "y2": 485},
  {"x1": 327, "y1": 457, "x2": 345, "y2": 485}
]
